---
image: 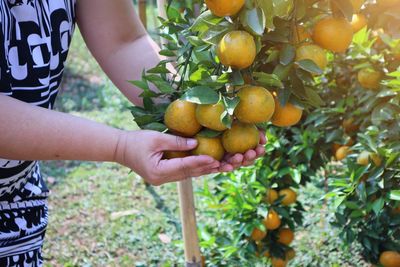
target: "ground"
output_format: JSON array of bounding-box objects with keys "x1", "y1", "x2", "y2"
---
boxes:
[{"x1": 41, "y1": 30, "x2": 368, "y2": 267}]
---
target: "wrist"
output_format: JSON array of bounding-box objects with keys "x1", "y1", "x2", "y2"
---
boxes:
[{"x1": 113, "y1": 129, "x2": 129, "y2": 165}]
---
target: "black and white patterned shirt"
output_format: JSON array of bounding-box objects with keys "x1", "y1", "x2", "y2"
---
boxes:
[{"x1": 0, "y1": 0, "x2": 76, "y2": 264}]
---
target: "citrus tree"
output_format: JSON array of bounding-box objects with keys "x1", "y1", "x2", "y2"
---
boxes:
[{"x1": 129, "y1": 0, "x2": 400, "y2": 266}]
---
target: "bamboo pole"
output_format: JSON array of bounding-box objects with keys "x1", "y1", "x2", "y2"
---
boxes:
[
  {"x1": 138, "y1": 0, "x2": 147, "y2": 29},
  {"x1": 156, "y1": 1, "x2": 202, "y2": 266}
]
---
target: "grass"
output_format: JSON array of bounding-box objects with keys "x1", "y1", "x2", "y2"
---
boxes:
[{"x1": 42, "y1": 27, "x2": 369, "y2": 267}]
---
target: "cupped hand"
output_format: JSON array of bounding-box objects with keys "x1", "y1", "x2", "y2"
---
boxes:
[
  {"x1": 219, "y1": 130, "x2": 267, "y2": 172},
  {"x1": 114, "y1": 130, "x2": 220, "y2": 186}
]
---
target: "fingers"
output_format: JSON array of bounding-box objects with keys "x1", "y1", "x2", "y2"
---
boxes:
[
  {"x1": 255, "y1": 145, "x2": 266, "y2": 157},
  {"x1": 259, "y1": 131, "x2": 267, "y2": 145},
  {"x1": 155, "y1": 132, "x2": 198, "y2": 152},
  {"x1": 150, "y1": 155, "x2": 220, "y2": 185}
]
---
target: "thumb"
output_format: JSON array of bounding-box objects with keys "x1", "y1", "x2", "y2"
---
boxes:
[{"x1": 156, "y1": 133, "x2": 198, "y2": 152}]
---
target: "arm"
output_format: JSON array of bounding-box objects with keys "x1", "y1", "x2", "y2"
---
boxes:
[
  {"x1": 0, "y1": 95, "x2": 219, "y2": 185},
  {"x1": 76, "y1": 0, "x2": 159, "y2": 106},
  {"x1": 76, "y1": 0, "x2": 266, "y2": 169}
]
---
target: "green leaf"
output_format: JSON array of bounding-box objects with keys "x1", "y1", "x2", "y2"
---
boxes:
[
  {"x1": 296, "y1": 59, "x2": 323, "y2": 75},
  {"x1": 280, "y1": 44, "x2": 296, "y2": 65},
  {"x1": 256, "y1": 0, "x2": 274, "y2": 30},
  {"x1": 197, "y1": 128, "x2": 223, "y2": 138},
  {"x1": 240, "y1": 7, "x2": 266, "y2": 36},
  {"x1": 273, "y1": 0, "x2": 294, "y2": 19},
  {"x1": 253, "y1": 72, "x2": 283, "y2": 88},
  {"x1": 181, "y1": 86, "x2": 219, "y2": 104},
  {"x1": 142, "y1": 122, "x2": 168, "y2": 132},
  {"x1": 389, "y1": 190, "x2": 400, "y2": 201},
  {"x1": 371, "y1": 198, "x2": 385, "y2": 215}
]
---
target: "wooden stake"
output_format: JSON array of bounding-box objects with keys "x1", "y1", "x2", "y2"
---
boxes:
[
  {"x1": 178, "y1": 179, "x2": 202, "y2": 267},
  {"x1": 156, "y1": 1, "x2": 201, "y2": 265}
]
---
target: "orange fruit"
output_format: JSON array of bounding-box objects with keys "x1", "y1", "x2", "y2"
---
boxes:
[
  {"x1": 251, "y1": 227, "x2": 267, "y2": 241},
  {"x1": 263, "y1": 209, "x2": 281, "y2": 230},
  {"x1": 278, "y1": 228, "x2": 294, "y2": 245},
  {"x1": 192, "y1": 135, "x2": 225, "y2": 161},
  {"x1": 265, "y1": 189, "x2": 279, "y2": 204},
  {"x1": 196, "y1": 103, "x2": 228, "y2": 131},
  {"x1": 279, "y1": 188, "x2": 297, "y2": 206},
  {"x1": 351, "y1": 14, "x2": 367, "y2": 33},
  {"x1": 217, "y1": 31, "x2": 256, "y2": 69},
  {"x1": 164, "y1": 151, "x2": 191, "y2": 159},
  {"x1": 286, "y1": 248, "x2": 296, "y2": 261},
  {"x1": 292, "y1": 25, "x2": 311, "y2": 44},
  {"x1": 351, "y1": 0, "x2": 365, "y2": 13},
  {"x1": 271, "y1": 100, "x2": 303, "y2": 127},
  {"x1": 357, "y1": 151, "x2": 371, "y2": 166},
  {"x1": 379, "y1": 251, "x2": 400, "y2": 267},
  {"x1": 357, "y1": 68, "x2": 382, "y2": 90},
  {"x1": 295, "y1": 44, "x2": 328, "y2": 71},
  {"x1": 332, "y1": 143, "x2": 341, "y2": 154},
  {"x1": 336, "y1": 146, "x2": 350, "y2": 161},
  {"x1": 313, "y1": 17, "x2": 353, "y2": 53},
  {"x1": 222, "y1": 121, "x2": 260, "y2": 153},
  {"x1": 271, "y1": 257, "x2": 288, "y2": 267},
  {"x1": 342, "y1": 118, "x2": 359, "y2": 133},
  {"x1": 377, "y1": 0, "x2": 399, "y2": 8},
  {"x1": 205, "y1": 0, "x2": 245, "y2": 17},
  {"x1": 234, "y1": 86, "x2": 275, "y2": 123},
  {"x1": 164, "y1": 100, "x2": 202, "y2": 137}
]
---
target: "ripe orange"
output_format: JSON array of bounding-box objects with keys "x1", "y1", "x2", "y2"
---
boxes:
[
  {"x1": 205, "y1": 0, "x2": 245, "y2": 17},
  {"x1": 295, "y1": 44, "x2": 328, "y2": 71},
  {"x1": 351, "y1": 14, "x2": 367, "y2": 33},
  {"x1": 164, "y1": 151, "x2": 191, "y2": 159},
  {"x1": 286, "y1": 248, "x2": 296, "y2": 261},
  {"x1": 192, "y1": 135, "x2": 225, "y2": 161},
  {"x1": 279, "y1": 188, "x2": 297, "y2": 206},
  {"x1": 292, "y1": 25, "x2": 311, "y2": 44},
  {"x1": 278, "y1": 228, "x2": 294, "y2": 245},
  {"x1": 271, "y1": 257, "x2": 288, "y2": 267},
  {"x1": 196, "y1": 103, "x2": 228, "y2": 131},
  {"x1": 217, "y1": 31, "x2": 256, "y2": 69},
  {"x1": 357, "y1": 68, "x2": 382, "y2": 90},
  {"x1": 265, "y1": 189, "x2": 279, "y2": 204},
  {"x1": 234, "y1": 86, "x2": 275, "y2": 123},
  {"x1": 271, "y1": 100, "x2": 303, "y2": 127},
  {"x1": 313, "y1": 17, "x2": 353, "y2": 53},
  {"x1": 379, "y1": 251, "x2": 400, "y2": 267},
  {"x1": 336, "y1": 146, "x2": 350, "y2": 161},
  {"x1": 164, "y1": 100, "x2": 202, "y2": 137},
  {"x1": 342, "y1": 118, "x2": 359, "y2": 133},
  {"x1": 377, "y1": 0, "x2": 399, "y2": 8},
  {"x1": 222, "y1": 121, "x2": 260, "y2": 153},
  {"x1": 351, "y1": 0, "x2": 365, "y2": 13},
  {"x1": 263, "y1": 209, "x2": 281, "y2": 230},
  {"x1": 357, "y1": 151, "x2": 370, "y2": 166},
  {"x1": 332, "y1": 143, "x2": 341, "y2": 155},
  {"x1": 251, "y1": 227, "x2": 267, "y2": 241}
]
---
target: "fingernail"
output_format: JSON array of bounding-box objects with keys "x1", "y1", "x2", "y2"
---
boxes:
[{"x1": 187, "y1": 139, "x2": 197, "y2": 147}]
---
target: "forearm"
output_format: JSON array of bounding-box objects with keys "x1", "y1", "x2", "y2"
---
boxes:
[
  {"x1": 95, "y1": 34, "x2": 162, "y2": 106},
  {"x1": 0, "y1": 95, "x2": 121, "y2": 162}
]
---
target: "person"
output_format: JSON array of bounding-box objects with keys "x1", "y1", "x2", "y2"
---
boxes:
[{"x1": 0, "y1": 0, "x2": 266, "y2": 265}]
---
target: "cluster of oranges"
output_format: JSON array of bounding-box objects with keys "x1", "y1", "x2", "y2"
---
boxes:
[{"x1": 249, "y1": 188, "x2": 297, "y2": 267}]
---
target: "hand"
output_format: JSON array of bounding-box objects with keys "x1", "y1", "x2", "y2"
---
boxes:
[
  {"x1": 219, "y1": 130, "x2": 267, "y2": 172},
  {"x1": 114, "y1": 130, "x2": 220, "y2": 186}
]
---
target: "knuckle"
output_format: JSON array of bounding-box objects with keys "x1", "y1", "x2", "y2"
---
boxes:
[
  {"x1": 179, "y1": 158, "x2": 191, "y2": 178},
  {"x1": 175, "y1": 136, "x2": 187, "y2": 148}
]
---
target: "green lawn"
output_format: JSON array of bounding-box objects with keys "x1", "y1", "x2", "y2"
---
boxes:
[{"x1": 42, "y1": 29, "x2": 368, "y2": 267}]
